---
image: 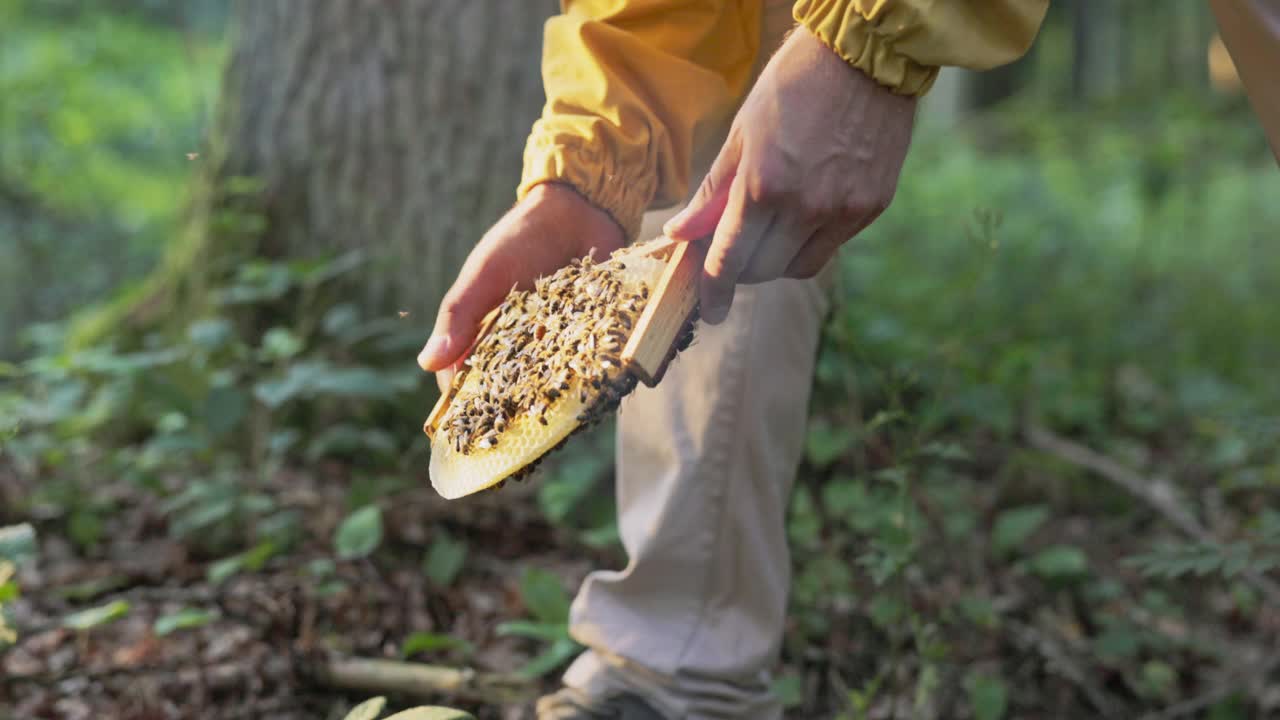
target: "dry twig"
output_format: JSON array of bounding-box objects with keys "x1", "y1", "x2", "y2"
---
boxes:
[
  {"x1": 1025, "y1": 425, "x2": 1280, "y2": 606},
  {"x1": 311, "y1": 655, "x2": 534, "y2": 705}
]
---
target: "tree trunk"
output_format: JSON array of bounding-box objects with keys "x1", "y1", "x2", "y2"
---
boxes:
[
  {"x1": 218, "y1": 0, "x2": 555, "y2": 315},
  {"x1": 71, "y1": 0, "x2": 557, "y2": 347}
]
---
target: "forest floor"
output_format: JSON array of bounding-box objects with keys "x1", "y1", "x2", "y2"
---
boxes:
[
  {"x1": 5, "y1": 439, "x2": 1280, "y2": 720},
  {"x1": 1, "y1": 461, "x2": 600, "y2": 720}
]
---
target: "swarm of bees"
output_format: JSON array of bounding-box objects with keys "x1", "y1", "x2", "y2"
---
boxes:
[
  {"x1": 439, "y1": 250, "x2": 649, "y2": 457},
  {"x1": 427, "y1": 242, "x2": 697, "y2": 498}
]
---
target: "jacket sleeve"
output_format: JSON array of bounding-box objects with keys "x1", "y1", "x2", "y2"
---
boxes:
[
  {"x1": 792, "y1": 0, "x2": 1050, "y2": 96},
  {"x1": 519, "y1": 0, "x2": 762, "y2": 240}
]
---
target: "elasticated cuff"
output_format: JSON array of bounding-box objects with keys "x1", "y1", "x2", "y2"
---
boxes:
[
  {"x1": 793, "y1": 0, "x2": 940, "y2": 96},
  {"x1": 519, "y1": 135, "x2": 658, "y2": 242}
]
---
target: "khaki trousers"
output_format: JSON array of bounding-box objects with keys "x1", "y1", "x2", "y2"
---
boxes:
[
  {"x1": 561, "y1": 3, "x2": 824, "y2": 718},
  {"x1": 1209, "y1": 0, "x2": 1280, "y2": 164}
]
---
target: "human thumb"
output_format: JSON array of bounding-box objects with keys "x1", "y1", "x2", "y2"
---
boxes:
[
  {"x1": 664, "y1": 136, "x2": 740, "y2": 241},
  {"x1": 418, "y1": 268, "x2": 506, "y2": 372}
]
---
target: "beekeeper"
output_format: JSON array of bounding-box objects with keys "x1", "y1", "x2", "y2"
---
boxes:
[{"x1": 418, "y1": 1, "x2": 1279, "y2": 717}]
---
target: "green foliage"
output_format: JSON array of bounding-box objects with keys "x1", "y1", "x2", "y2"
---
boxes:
[
  {"x1": 401, "y1": 632, "x2": 473, "y2": 659},
  {"x1": 0, "y1": 0, "x2": 225, "y2": 358},
  {"x1": 0, "y1": 524, "x2": 36, "y2": 565},
  {"x1": 62, "y1": 600, "x2": 131, "y2": 631},
  {"x1": 335, "y1": 505, "x2": 384, "y2": 560},
  {"x1": 1, "y1": 247, "x2": 428, "y2": 571},
  {"x1": 792, "y1": 95, "x2": 1280, "y2": 716},
  {"x1": 535, "y1": 425, "x2": 620, "y2": 549},
  {"x1": 154, "y1": 608, "x2": 219, "y2": 636},
  {"x1": 517, "y1": 567, "x2": 571, "y2": 625},
  {"x1": 1028, "y1": 545, "x2": 1090, "y2": 582},
  {"x1": 1126, "y1": 539, "x2": 1280, "y2": 581},
  {"x1": 805, "y1": 420, "x2": 856, "y2": 467},
  {"x1": 965, "y1": 671, "x2": 1009, "y2": 720},
  {"x1": 496, "y1": 567, "x2": 581, "y2": 679},
  {"x1": 771, "y1": 673, "x2": 804, "y2": 710},
  {"x1": 991, "y1": 505, "x2": 1049, "y2": 556},
  {"x1": 423, "y1": 529, "x2": 468, "y2": 588}
]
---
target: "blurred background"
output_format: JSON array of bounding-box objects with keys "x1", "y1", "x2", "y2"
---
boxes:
[{"x1": 2, "y1": 1, "x2": 1279, "y2": 718}]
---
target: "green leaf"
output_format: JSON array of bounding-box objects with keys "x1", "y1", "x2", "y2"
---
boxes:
[
  {"x1": 519, "y1": 567, "x2": 571, "y2": 624},
  {"x1": 75, "y1": 348, "x2": 184, "y2": 375},
  {"x1": 1126, "y1": 541, "x2": 1244, "y2": 581},
  {"x1": 187, "y1": 318, "x2": 235, "y2": 350},
  {"x1": 1141, "y1": 660, "x2": 1178, "y2": 700},
  {"x1": 261, "y1": 327, "x2": 303, "y2": 360},
  {"x1": 424, "y1": 530, "x2": 468, "y2": 588},
  {"x1": 1029, "y1": 545, "x2": 1089, "y2": 581},
  {"x1": 578, "y1": 523, "x2": 620, "y2": 550},
  {"x1": 965, "y1": 671, "x2": 1008, "y2": 720},
  {"x1": 342, "y1": 696, "x2": 387, "y2": 720},
  {"x1": 317, "y1": 580, "x2": 349, "y2": 598},
  {"x1": 537, "y1": 452, "x2": 608, "y2": 523},
  {"x1": 208, "y1": 555, "x2": 244, "y2": 585},
  {"x1": 336, "y1": 505, "x2": 384, "y2": 560},
  {"x1": 957, "y1": 595, "x2": 999, "y2": 630},
  {"x1": 323, "y1": 304, "x2": 362, "y2": 338},
  {"x1": 383, "y1": 708, "x2": 476, "y2": 720},
  {"x1": 772, "y1": 673, "x2": 804, "y2": 709},
  {"x1": 401, "y1": 632, "x2": 473, "y2": 658},
  {"x1": 1093, "y1": 621, "x2": 1141, "y2": 662},
  {"x1": 269, "y1": 429, "x2": 301, "y2": 456},
  {"x1": 63, "y1": 600, "x2": 131, "y2": 631},
  {"x1": 0, "y1": 524, "x2": 36, "y2": 564},
  {"x1": 0, "y1": 580, "x2": 18, "y2": 604},
  {"x1": 805, "y1": 420, "x2": 855, "y2": 467},
  {"x1": 991, "y1": 505, "x2": 1049, "y2": 556},
  {"x1": 154, "y1": 608, "x2": 219, "y2": 636},
  {"x1": 918, "y1": 441, "x2": 972, "y2": 462},
  {"x1": 299, "y1": 250, "x2": 365, "y2": 286},
  {"x1": 868, "y1": 594, "x2": 906, "y2": 629},
  {"x1": 307, "y1": 558, "x2": 337, "y2": 578},
  {"x1": 68, "y1": 507, "x2": 105, "y2": 550},
  {"x1": 55, "y1": 575, "x2": 130, "y2": 601},
  {"x1": 496, "y1": 620, "x2": 570, "y2": 643},
  {"x1": 255, "y1": 362, "x2": 398, "y2": 408},
  {"x1": 514, "y1": 638, "x2": 582, "y2": 679},
  {"x1": 1208, "y1": 694, "x2": 1250, "y2": 720},
  {"x1": 204, "y1": 385, "x2": 248, "y2": 437},
  {"x1": 865, "y1": 409, "x2": 906, "y2": 433},
  {"x1": 821, "y1": 476, "x2": 867, "y2": 517},
  {"x1": 307, "y1": 425, "x2": 398, "y2": 461}
]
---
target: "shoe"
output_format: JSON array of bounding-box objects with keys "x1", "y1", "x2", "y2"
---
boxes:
[{"x1": 535, "y1": 687, "x2": 668, "y2": 719}]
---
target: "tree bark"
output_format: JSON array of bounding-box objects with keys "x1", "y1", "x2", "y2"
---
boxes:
[{"x1": 215, "y1": 0, "x2": 555, "y2": 316}]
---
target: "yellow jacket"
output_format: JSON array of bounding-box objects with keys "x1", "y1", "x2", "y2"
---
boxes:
[{"x1": 518, "y1": 0, "x2": 1050, "y2": 239}]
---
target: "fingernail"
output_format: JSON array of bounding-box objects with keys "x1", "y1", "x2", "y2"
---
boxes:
[
  {"x1": 418, "y1": 335, "x2": 448, "y2": 370},
  {"x1": 437, "y1": 368, "x2": 455, "y2": 393}
]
